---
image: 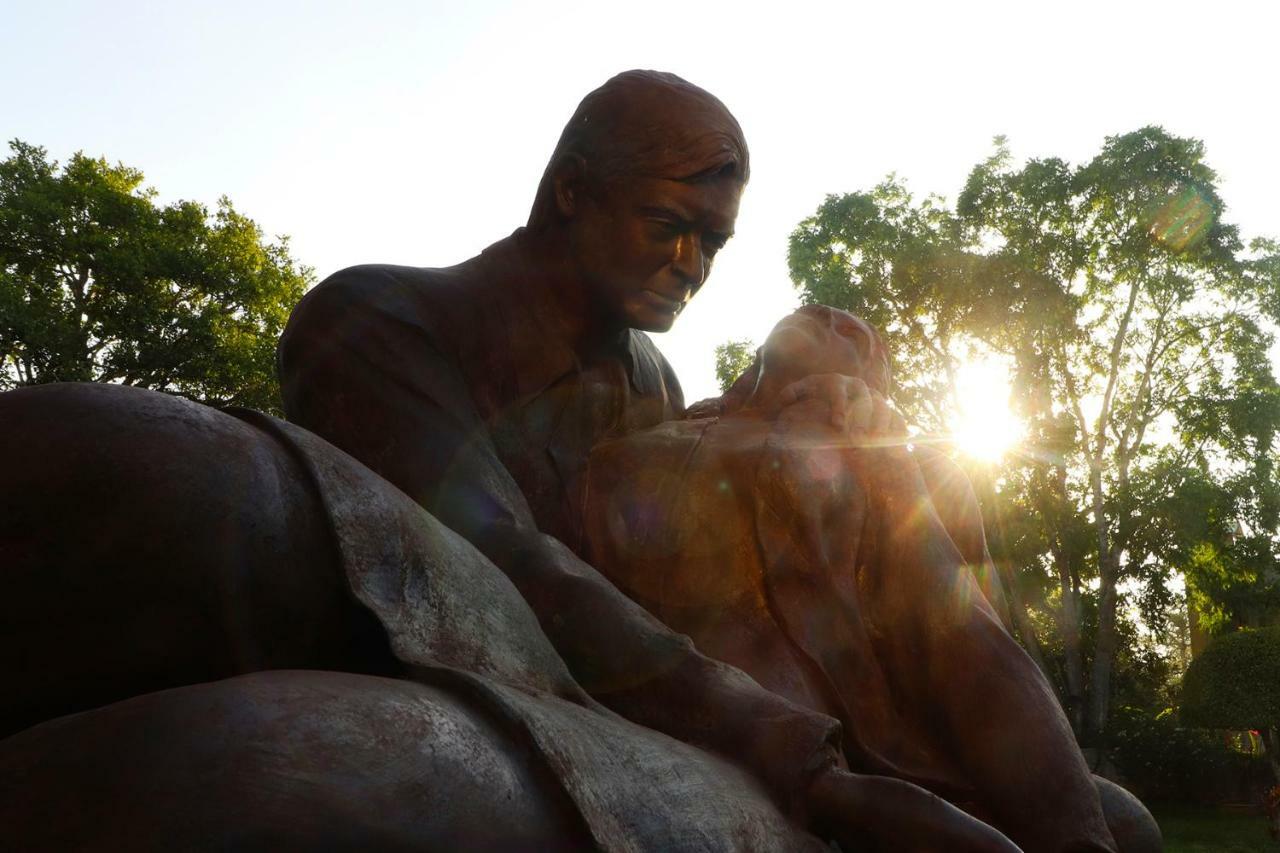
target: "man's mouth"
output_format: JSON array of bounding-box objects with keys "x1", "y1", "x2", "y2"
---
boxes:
[{"x1": 643, "y1": 290, "x2": 684, "y2": 313}]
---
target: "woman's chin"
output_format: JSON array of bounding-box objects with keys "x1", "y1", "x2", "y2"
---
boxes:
[{"x1": 760, "y1": 329, "x2": 819, "y2": 373}]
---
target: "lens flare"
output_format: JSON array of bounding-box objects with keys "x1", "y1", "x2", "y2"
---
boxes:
[
  {"x1": 1148, "y1": 185, "x2": 1214, "y2": 251},
  {"x1": 949, "y1": 357, "x2": 1023, "y2": 462}
]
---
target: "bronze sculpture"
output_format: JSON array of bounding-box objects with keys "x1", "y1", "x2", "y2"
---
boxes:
[{"x1": 0, "y1": 70, "x2": 1161, "y2": 851}]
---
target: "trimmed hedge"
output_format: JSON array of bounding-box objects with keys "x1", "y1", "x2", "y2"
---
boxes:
[{"x1": 1182, "y1": 628, "x2": 1280, "y2": 730}]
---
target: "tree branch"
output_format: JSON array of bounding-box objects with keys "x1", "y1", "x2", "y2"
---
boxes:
[{"x1": 1094, "y1": 277, "x2": 1142, "y2": 463}]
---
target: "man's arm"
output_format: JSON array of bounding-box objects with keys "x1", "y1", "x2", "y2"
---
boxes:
[{"x1": 277, "y1": 267, "x2": 841, "y2": 812}]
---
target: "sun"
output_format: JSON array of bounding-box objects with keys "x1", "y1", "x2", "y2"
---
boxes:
[{"x1": 949, "y1": 357, "x2": 1024, "y2": 463}]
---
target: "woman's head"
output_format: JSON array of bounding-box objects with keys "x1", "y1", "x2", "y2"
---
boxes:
[
  {"x1": 760, "y1": 305, "x2": 891, "y2": 393},
  {"x1": 718, "y1": 306, "x2": 891, "y2": 414}
]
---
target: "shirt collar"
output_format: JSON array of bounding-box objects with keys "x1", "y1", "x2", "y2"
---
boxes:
[{"x1": 477, "y1": 230, "x2": 661, "y2": 401}]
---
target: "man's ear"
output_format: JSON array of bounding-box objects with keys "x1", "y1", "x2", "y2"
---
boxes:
[{"x1": 551, "y1": 153, "x2": 588, "y2": 218}]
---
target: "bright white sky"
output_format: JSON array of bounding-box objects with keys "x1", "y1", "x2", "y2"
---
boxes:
[{"x1": 3, "y1": 0, "x2": 1277, "y2": 402}]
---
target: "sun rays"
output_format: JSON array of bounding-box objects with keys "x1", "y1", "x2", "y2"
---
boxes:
[{"x1": 948, "y1": 357, "x2": 1025, "y2": 463}]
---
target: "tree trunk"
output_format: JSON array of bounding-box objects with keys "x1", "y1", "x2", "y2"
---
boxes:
[
  {"x1": 1086, "y1": 552, "x2": 1120, "y2": 743},
  {"x1": 1040, "y1": 464, "x2": 1086, "y2": 737},
  {"x1": 1052, "y1": 550, "x2": 1087, "y2": 736}
]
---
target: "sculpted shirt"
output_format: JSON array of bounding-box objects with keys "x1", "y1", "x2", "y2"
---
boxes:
[{"x1": 277, "y1": 230, "x2": 841, "y2": 811}]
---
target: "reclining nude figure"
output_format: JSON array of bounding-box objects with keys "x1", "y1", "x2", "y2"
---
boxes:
[{"x1": 584, "y1": 304, "x2": 1160, "y2": 850}]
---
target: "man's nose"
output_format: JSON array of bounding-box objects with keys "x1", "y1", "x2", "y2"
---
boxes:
[{"x1": 670, "y1": 234, "x2": 706, "y2": 287}]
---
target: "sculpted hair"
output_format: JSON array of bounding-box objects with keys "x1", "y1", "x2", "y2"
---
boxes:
[{"x1": 528, "y1": 70, "x2": 750, "y2": 229}]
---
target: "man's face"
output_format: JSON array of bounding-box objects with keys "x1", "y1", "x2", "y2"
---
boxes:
[{"x1": 569, "y1": 175, "x2": 742, "y2": 333}]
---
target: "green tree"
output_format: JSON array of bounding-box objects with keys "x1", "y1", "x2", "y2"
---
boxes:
[
  {"x1": 714, "y1": 338, "x2": 756, "y2": 393},
  {"x1": 788, "y1": 128, "x2": 1280, "y2": 744},
  {"x1": 0, "y1": 140, "x2": 312, "y2": 413}
]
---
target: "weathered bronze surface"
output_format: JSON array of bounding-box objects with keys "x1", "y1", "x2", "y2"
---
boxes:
[{"x1": 0, "y1": 71, "x2": 1160, "y2": 851}]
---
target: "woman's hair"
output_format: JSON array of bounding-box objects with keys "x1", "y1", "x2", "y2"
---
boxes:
[{"x1": 527, "y1": 70, "x2": 749, "y2": 229}]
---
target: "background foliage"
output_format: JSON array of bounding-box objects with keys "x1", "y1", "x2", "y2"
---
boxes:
[
  {"x1": 0, "y1": 140, "x2": 311, "y2": 413},
  {"x1": 778, "y1": 127, "x2": 1280, "y2": 763},
  {"x1": 714, "y1": 338, "x2": 755, "y2": 393},
  {"x1": 1109, "y1": 705, "x2": 1271, "y2": 805}
]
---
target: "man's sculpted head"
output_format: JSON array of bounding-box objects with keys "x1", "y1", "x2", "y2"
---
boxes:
[
  {"x1": 528, "y1": 70, "x2": 749, "y2": 227},
  {"x1": 529, "y1": 71, "x2": 749, "y2": 334}
]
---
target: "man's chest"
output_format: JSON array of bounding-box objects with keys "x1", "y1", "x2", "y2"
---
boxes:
[{"x1": 487, "y1": 359, "x2": 671, "y2": 546}]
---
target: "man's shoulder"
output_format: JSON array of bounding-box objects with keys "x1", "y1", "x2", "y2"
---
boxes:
[
  {"x1": 295, "y1": 262, "x2": 467, "y2": 314},
  {"x1": 280, "y1": 259, "x2": 484, "y2": 355},
  {"x1": 276, "y1": 260, "x2": 489, "y2": 423}
]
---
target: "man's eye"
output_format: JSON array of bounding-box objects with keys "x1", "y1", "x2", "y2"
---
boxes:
[{"x1": 648, "y1": 219, "x2": 683, "y2": 238}]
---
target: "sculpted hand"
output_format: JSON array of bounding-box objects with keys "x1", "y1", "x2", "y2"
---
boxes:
[
  {"x1": 684, "y1": 397, "x2": 726, "y2": 419},
  {"x1": 770, "y1": 373, "x2": 946, "y2": 528},
  {"x1": 807, "y1": 767, "x2": 1023, "y2": 853},
  {"x1": 773, "y1": 373, "x2": 906, "y2": 445}
]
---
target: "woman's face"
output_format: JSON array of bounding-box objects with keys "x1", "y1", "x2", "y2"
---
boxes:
[{"x1": 760, "y1": 305, "x2": 886, "y2": 388}]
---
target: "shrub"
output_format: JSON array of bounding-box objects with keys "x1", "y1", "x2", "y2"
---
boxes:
[
  {"x1": 1108, "y1": 706, "x2": 1269, "y2": 804},
  {"x1": 1182, "y1": 628, "x2": 1280, "y2": 731}
]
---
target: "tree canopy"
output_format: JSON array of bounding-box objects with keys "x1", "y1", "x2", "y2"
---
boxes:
[
  {"x1": 0, "y1": 140, "x2": 312, "y2": 413},
  {"x1": 714, "y1": 339, "x2": 755, "y2": 393},
  {"x1": 787, "y1": 127, "x2": 1280, "y2": 742}
]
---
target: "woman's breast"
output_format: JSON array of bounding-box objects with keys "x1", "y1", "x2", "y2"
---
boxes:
[{"x1": 582, "y1": 419, "x2": 843, "y2": 719}]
